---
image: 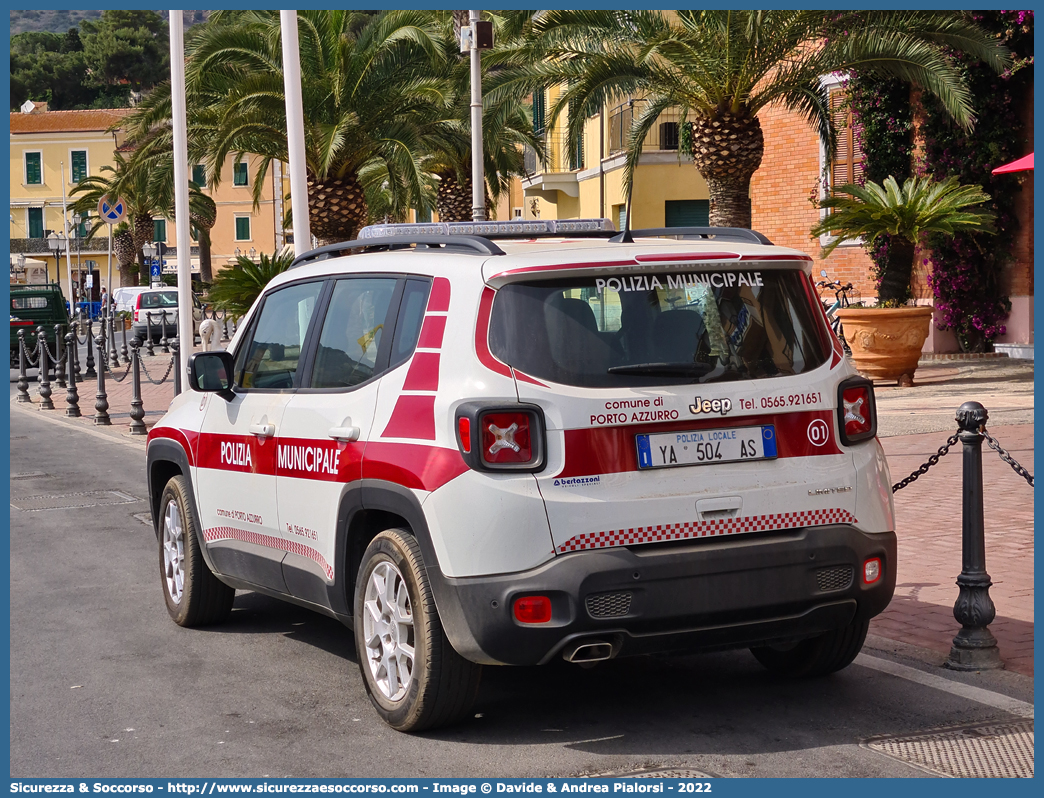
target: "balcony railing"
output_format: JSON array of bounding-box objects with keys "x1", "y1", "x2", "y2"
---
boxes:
[
  {"x1": 525, "y1": 128, "x2": 584, "y2": 176},
  {"x1": 607, "y1": 100, "x2": 685, "y2": 156}
]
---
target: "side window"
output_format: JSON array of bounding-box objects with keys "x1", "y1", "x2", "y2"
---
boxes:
[
  {"x1": 310, "y1": 278, "x2": 397, "y2": 389},
  {"x1": 234, "y1": 282, "x2": 323, "y2": 390},
  {"x1": 391, "y1": 279, "x2": 431, "y2": 365}
]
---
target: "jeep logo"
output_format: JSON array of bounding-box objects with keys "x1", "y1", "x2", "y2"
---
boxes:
[{"x1": 689, "y1": 397, "x2": 732, "y2": 416}]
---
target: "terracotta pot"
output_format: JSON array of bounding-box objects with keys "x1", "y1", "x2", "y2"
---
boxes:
[{"x1": 836, "y1": 306, "x2": 934, "y2": 384}]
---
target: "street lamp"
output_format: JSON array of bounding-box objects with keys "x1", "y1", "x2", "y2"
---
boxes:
[
  {"x1": 46, "y1": 231, "x2": 67, "y2": 286},
  {"x1": 249, "y1": 246, "x2": 256, "y2": 260}
]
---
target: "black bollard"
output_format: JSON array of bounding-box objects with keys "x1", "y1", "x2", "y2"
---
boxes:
[
  {"x1": 84, "y1": 319, "x2": 97, "y2": 379},
  {"x1": 37, "y1": 326, "x2": 54, "y2": 410},
  {"x1": 128, "y1": 342, "x2": 146, "y2": 435},
  {"x1": 159, "y1": 311, "x2": 170, "y2": 354},
  {"x1": 54, "y1": 324, "x2": 66, "y2": 389},
  {"x1": 947, "y1": 401, "x2": 1003, "y2": 670},
  {"x1": 145, "y1": 313, "x2": 155, "y2": 357},
  {"x1": 94, "y1": 334, "x2": 111, "y2": 426},
  {"x1": 171, "y1": 338, "x2": 182, "y2": 396},
  {"x1": 16, "y1": 330, "x2": 31, "y2": 403},
  {"x1": 65, "y1": 331, "x2": 81, "y2": 418},
  {"x1": 109, "y1": 312, "x2": 120, "y2": 369},
  {"x1": 120, "y1": 316, "x2": 130, "y2": 364}
]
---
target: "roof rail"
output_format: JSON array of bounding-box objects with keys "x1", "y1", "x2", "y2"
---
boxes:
[
  {"x1": 289, "y1": 234, "x2": 505, "y2": 269},
  {"x1": 358, "y1": 218, "x2": 616, "y2": 240},
  {"x1": 610, "y1": 227, "x2": 773, "y2": 245}
]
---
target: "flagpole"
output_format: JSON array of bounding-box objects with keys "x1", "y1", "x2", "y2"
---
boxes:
[{"x1": 61, "y1": 161, "x2": 74, "y2": 310}]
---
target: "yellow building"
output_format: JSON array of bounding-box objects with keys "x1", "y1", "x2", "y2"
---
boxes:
[
  {"x1": 512, "y1": 89, "x2": 711, "y2": 230},
  {"x1": 10, "y1": 101, "x2": 290, "y2": 292}
]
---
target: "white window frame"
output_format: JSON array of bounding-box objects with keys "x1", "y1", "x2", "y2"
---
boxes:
[
  {"x1": 24, "y1": 150, "x2": 43, "y2": 186},
  {"x1": 69, "y1": 148, "x2": 89, "y2": 184},
  {"x1": 232, "y1": 160, "x2": 249, "y2": 187},
  {"x1": 818, "y1": 72, "x2": 862, "y2": 250},
  {"x1": 234, "y1": 214, "x2": 252, "y2": 242}
]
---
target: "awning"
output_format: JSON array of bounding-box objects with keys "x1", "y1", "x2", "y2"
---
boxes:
[{"x1": 992, "y1": 153, "x2": 1034, "y2": 174}]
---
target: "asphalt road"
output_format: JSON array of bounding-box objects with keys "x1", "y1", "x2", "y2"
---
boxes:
[{"x1": 9, "y1": 408, "x2": 1034, "y2": 779}]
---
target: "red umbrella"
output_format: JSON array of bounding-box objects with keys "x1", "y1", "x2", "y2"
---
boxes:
[{"x1": 991, "y1": 153, "x2": 1034, "y2": 174}]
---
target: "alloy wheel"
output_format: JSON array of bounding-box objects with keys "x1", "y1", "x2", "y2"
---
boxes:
[{"x1": 362, "y1": 560, "x2": 416, "y2": 700}]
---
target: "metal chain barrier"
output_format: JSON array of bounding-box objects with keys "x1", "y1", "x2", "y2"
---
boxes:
[
  {"x1": 19, "y1": 334, "x2": 40, "y2": 368},
  {"x1": 892, "y1": 431, "x2": 960, "y2": 493},
  {"x1": 138, "y1": 352, "x2": 176, "y2": 385},
  {"x1": 981, "y1": 427, "x2": 1034, "y2": 487},
  {"x1": 40, "y1": 334, "x2": 66, "y2": 367},
  {"x1": 100, "y1": 350, "x2": 134, "y2": 383}
]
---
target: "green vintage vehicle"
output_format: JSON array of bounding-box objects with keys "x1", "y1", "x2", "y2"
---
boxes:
[{"x1": 10, "y1": 283, "x2": 70, "y2": 367}]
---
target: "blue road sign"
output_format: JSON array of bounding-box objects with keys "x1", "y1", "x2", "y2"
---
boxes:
[{"x1": 98, "y1": 197, "x2": 127, "y2": 225}]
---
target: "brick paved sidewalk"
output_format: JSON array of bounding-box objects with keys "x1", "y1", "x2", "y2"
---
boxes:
[{"x1": 875, "y1": 424, "x2": 1034, "y2": 676}]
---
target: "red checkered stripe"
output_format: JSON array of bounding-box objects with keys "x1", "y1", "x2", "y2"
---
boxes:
[
  {"x1": 556, "y1": 508, "x2": 857, "y2": 553},
  {"x1": 203, "y1": 526, "x2": 334, "y2": 581}
]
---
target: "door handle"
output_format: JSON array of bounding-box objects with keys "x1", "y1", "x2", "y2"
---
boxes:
[
  {"x1": 328, "y1": 425, "x2": 360, "y2": 442},
  {"x1": 248, "y1": 423, "x2": 275, "y2": 438}
]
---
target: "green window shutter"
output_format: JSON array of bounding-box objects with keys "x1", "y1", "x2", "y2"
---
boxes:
[
  {"x1": 415, "y1": 206, "x2": 432, "y2": 223},
  {"x1": 77, "y1": 220, "x2": 88, "y2": 238},
  {"x1": 154, "y1": 219, "x2": 167, "y2": 242},
  {"x1": 235, "y1": 217, "x2": 251, "y2": 241},
  {"x1": 192, "y1": 164, "x2": 206, "y2": 186},
  {"x1": 25, "y1": 152, "x2": 41, "y2": 185},
  {"x1": 617, "y1": 204, "x2": 627, "y2": 232},
  {"x1": 532, "y1": 90, "x2": 546, "y2": 134},
  {"x1": 28, "y1": 208, "x2": 44, "y2": 239},
  {"x1": 233, "y1": 161, "x2": 248, "y2": 186},
  {"x1": 664, "y1": 199, "x2": 710, "y2": 228},
  {"x1": 71, "y1": 151, "x2": 87, "y2": 183}
]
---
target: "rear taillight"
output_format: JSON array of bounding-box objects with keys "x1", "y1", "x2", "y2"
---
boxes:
[
  {"x1": 513, "y1": 595, "x2": 552, "y2": 624},
  {"x1": 455, "y1": 403, "x2": 546, "y2": 472},
  {"x1": 481, "y1": 412, "x2": 533, "y2": 465},
  {"x1": 457, "y1": 417, "x2": 471, "y2": 453},
  {"x1": 135, "y1": 293, "x2": 142, "y2": 322},
  {"x1": 836, "y1": 377, "x2": 876, "y2": 445}
]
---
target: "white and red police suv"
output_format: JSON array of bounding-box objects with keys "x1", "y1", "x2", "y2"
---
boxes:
[{"x1": 146, "y1": 220, "x2": 895, "y2": 732}]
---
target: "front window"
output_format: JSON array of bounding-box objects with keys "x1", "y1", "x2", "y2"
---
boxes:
[
  {"x1": 234, "y1": 282, "x2": 322, "y2": 390},
  {"x1": 235, "y1": 216, "x2": 251, "y2": 241},
  {"x1": 233, "y1": 161, "x2": 248, "y2": 186},
  {"x1": 489, "y1": 269, "x2": 828, "y2": 388}
]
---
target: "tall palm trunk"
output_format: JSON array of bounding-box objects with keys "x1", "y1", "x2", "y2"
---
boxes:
[
  {"x1": 112, "y1": 231, "x2": 139, "y2": 287},
  {"x1": 436, "y1": 170, "x2": 492, "y2": 222},
  {"x1": 307, "y1": 173, "x2": 368, "y2": 245},
  {"x1": 877, "y1": 237, "x2": 916, "y2": 306},
  {"x1": 689, "y1": 112, "x2": 765, "y2": 229}
]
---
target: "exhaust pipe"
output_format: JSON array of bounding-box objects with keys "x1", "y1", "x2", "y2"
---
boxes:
[{"x1": 562, "y1": 639, "x2": 615, "y2": 663}]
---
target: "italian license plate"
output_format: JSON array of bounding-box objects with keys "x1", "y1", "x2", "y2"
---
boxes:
[{"x1": 636, "y1": 425, "x2": 777, "y2": 469}]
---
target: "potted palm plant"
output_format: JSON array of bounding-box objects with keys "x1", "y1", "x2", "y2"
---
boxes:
[{"x1": 811, "y1": 175, "x2": 994, "y2": 384}]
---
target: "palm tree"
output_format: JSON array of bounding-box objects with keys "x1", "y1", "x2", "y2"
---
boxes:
[
  {"x1": 205, "y1": 248, "x2": 295, "y2": 319},
  {"x1": 495, "y1": 11, "x2": 1009, "y2": 228},
  {"x1": 811, "y1": 176, "x2": 995, "y2": 305},
  {"x1": 418, "y1": 11, "x2": 541, "y2": 222},
  {"x1": 185, "y1": 10, "x2": 447, "y2": 244},
  {"x1": 70, "y1": 151, "x2": 156, "y2": 287}
]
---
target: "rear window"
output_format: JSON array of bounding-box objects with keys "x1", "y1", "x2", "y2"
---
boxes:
[
  {"x1": 140, "y1": 291, "x2": 179, "y2": 308},
  {"x1": 488, "y1": 268, "x2": 828, "y2": 388},
  {"x1": 12, "y1": 297, "x2": 49, "y2": 310}
]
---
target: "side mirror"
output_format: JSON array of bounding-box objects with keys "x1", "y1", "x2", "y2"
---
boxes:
[
  {"x1": 820, "y1": 269, "x2": 828, "y2": 277},
  {"x1": 188, "y1": 350, "x2": 236, "y2": 401}
]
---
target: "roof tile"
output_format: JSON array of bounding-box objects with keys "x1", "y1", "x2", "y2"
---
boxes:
[{"x1": 10, "y1": 108, "x2": 132, "y2": 135}]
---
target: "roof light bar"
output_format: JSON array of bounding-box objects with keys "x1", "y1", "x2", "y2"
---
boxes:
[{"x1": 358, "y1": 218, "x2": 615, "y2": 240}]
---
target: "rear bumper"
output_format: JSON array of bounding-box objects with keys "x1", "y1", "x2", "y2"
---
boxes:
[{"x1": 432, "y1": 525, "x2": 896, "y2": 666}]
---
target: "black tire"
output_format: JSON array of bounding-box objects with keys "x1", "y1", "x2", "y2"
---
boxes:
[
  {"x1": 750, "y1": 615, "x2": 869, "y2": 678},
  {"x1": 157, "y1": 475, "x2": 234, "y2": 627},
  {"x1": 354, "y1": 528, "x2": 482, "y2": 732}
]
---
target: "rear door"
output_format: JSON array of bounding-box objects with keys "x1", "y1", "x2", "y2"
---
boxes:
[
  {"x1": 274, "y1": 276, "x2": 411, "y2": 608},
  {"x1": 487, "y1": 261, "x2": 854, "y2": 554},
  {"x1": 194, "y1": 279, "x2": 324, "y2": 591}
]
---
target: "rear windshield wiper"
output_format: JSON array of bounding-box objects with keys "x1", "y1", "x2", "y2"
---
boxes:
[{"x1": 607, "y1": 362, "x2": 714, "y2": 377}]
